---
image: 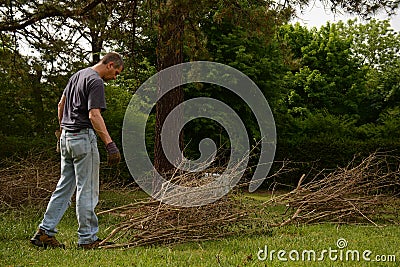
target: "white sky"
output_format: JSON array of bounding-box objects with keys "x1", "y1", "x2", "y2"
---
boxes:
[{"x1": 292, "y1": 1, "x2": 400, "y2": 32}]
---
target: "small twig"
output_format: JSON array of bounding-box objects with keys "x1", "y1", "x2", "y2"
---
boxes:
[
  {"x1": 97, "y1": 199, "x2": 158, "y2": 215},
  {"x1": 296, "y1": 174, "x2": 306, "y2": 191}
]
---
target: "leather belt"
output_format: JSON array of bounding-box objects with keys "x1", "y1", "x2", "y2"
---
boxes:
[{"x1": 65, "y1": 129, "x2": 83, "y2": 133}]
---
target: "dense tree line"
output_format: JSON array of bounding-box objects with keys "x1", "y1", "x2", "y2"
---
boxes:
[{"x1": 1, "y1": 0, "x2": 399, "y2": 184}]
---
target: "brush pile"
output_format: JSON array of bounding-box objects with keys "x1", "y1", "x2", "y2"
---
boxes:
[
  {"x1": 98, "y1": 194, "x2": 251, "y2": 249},
  {"x1": 0, "y1": 151, "x2": 59, "y2": 208},
  {"x1": 267, "y1": 152, "x2": 400, "y2": 226},
  {"x1": 97, "y1": 168, "x2": 256, "y2": 249}
]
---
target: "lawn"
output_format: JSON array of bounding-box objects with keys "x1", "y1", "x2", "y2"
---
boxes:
[{"x1": 0, "y1": 189, "x2": 398, "y2": 267}]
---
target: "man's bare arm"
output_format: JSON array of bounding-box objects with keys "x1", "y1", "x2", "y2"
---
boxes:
[
  {"x1": 58, "y1": 95, "x2": 66, "y2": 128},
  {"x1": 89, "y1": 108, "x2": 113, "y2": 145}
]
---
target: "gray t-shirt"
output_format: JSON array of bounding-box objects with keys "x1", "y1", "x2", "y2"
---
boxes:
[{"x1": 61, "y1": 68, "x2": 107, "y2": 131}]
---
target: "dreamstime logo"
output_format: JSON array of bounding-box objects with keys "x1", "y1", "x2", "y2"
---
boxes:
[
  {"x1": 257, "y1": 238, "x2": 397, "y2": 263},
  {"x1": 336, "y1": 238, "x2": 348, "y2": 249},
  {"x1": 122, "y1": 61, "x2": 276, "y2": 207}
]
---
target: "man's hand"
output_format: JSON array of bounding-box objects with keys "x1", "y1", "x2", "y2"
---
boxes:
[
  {"x1": 106, "y1": 142, "x2": 121, "y2": 166},
  {"x1": 55, "y1": 130, "x2": 61, "y2": 153}
]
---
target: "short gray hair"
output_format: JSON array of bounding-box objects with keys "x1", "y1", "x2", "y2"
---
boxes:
[{"x1": 100, "y1": 52, "x2": 124, "y2": 71}]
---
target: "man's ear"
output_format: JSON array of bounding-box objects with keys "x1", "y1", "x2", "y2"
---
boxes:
[{"x1": 107, "y1": 62, "x2": 114, "y2": 69}]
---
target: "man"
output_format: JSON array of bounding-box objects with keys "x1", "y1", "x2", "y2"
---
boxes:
[{"x1": 30, "y1": 52, "x2": 124, "y2": 249}]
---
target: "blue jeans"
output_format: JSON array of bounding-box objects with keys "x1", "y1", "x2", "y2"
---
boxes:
[{"x1": 39, "y1": 128, "x2": 100, "y2": 245}]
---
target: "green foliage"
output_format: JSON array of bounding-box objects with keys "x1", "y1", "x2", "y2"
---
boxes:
[
  {"x1": 279, "y1": 22, "x2": 367, "y2": 117},
  {"x1": 0, "y1": 36, "x2": 57, "y2": 137},
  {"x1": 266, "y1": 20, "x2": 400, "y2": 185},
  {"x1": 345, "y1": 19, "x2": 400, "y2": 123},
  {"x1": 181, "y1": 15, "x2": 289, "y2": 161}
]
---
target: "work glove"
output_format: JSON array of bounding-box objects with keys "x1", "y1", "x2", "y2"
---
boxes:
[
  {"x1": 55, "y1": 129, "x2": 61, "y2": 153},
  {"x1": 106, "y1": 141, "x2": 121, "y2": 166}
]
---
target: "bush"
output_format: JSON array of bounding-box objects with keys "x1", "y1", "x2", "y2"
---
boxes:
[{"x1": 0, "y1": 134, "x2": 56, "y2": 161}]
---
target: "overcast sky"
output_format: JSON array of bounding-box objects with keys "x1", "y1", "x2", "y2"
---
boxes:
[{"x1": 292, "y1": 1, "x2": 400, "y2": 31}]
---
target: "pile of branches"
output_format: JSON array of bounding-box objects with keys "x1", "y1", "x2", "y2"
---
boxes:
[
  {"x1": 0, "y1": 151, "x2": 59, "y2": 208},
  {"x1": 98, "y1": 193, "x2": 250, "y2": 249},
  {"x1": 97, "y1": 166, "x2": 258, "y2": 249},
  {"x1": 98, "y1": 152, "x2": 400, "y2": 248},
  {"x1": 267, "y1": 152, "x2": 400, "y2": 226}
]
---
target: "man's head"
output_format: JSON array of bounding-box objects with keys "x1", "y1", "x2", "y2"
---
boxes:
[{"x1": 94, "y1": 52, "x2": 124, "y2": 82}]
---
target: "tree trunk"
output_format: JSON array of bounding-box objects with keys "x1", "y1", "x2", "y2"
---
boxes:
[
  {"x1": 90, "y1": 29, "x2": 103, "y2": 64},
  {"x1": 154, "y1": 0, "x2": 185, "y2": 175}
]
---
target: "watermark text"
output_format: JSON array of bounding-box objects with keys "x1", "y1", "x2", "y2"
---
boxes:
[{"x1": 257, "y1": 238, "x2": 396, "y2": 263}]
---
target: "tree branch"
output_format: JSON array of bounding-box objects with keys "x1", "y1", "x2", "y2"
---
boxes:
[{"x1": 0, "y1": 0, "x2": 104, "y2": 32}]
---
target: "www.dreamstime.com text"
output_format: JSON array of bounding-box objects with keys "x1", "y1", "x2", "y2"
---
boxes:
[{"x1": 257, "y1": 238, "x2": 396, "y2": 263}]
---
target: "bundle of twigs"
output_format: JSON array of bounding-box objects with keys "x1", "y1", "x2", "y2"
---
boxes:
[
  {"x1": 97, "y1": 162, "x2": 258, "y2": 249},
  {"x1": 0, "y1": 151, "x2": 59, "y2": 208},
  {"x1": 98, "y1": 192, "x2": 249, "y2": 249},
  {"x1": 267, "y1": 152, "x2": 400, "y2": 226}
]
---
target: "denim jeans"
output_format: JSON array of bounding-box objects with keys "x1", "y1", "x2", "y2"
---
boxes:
[{"x1": 39, "y1": 128, "x2": 100, "y2": 245}]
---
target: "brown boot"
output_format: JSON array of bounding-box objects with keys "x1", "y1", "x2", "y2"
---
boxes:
[{"x1": 30, "y1": 229, "x2": 65, "y2": 249}]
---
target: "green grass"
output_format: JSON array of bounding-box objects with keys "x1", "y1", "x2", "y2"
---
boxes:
[{"x1": 0, "y1": 189, "x2": 399, "y2": 267}]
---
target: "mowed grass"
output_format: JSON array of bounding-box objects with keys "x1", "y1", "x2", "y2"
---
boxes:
[{"x1": 0, "y1": 189, "x2": 399, "y2": 267}]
